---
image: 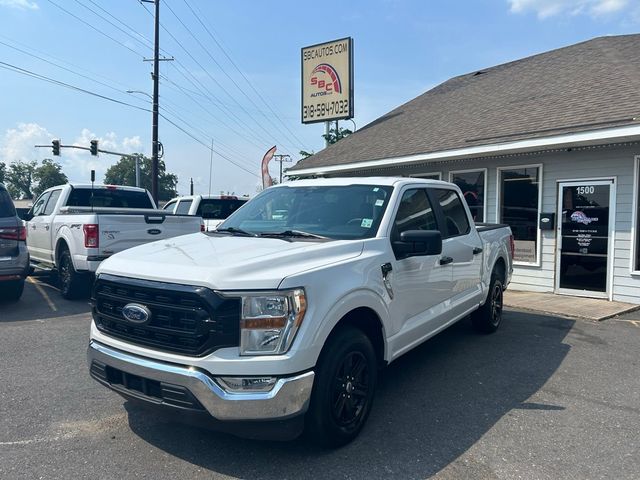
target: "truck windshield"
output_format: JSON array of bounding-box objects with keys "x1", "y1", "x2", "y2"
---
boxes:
[
  {"x1": 66, "y1": 188, "x2": 154, "y2": 209},
  {"x1": 219, "y1": 184, "x2": 394, "y2": 240}
]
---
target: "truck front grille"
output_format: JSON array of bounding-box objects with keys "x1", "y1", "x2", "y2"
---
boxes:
[{"x1": 92, "y1": 274, "x2": 240, "y2": 356}]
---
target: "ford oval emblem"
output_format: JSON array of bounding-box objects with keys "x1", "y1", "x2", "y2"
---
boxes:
[
  {"x1": 147, "y1": 228, "x2": 162, "y2": 235},
  {"x1": 122, "y1": 303, "x2": 152, "y2": 324}
]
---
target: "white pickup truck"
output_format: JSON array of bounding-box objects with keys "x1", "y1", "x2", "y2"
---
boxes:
[
  {"x1": 87, "y1": 177, "x2": 513, "y2": 446},
  {"x1": 26, "y1": 183, "x2": 202, "y2": 299},
  {"x1": 162, "y1": 194, "x2": 248, "y2": 231}
]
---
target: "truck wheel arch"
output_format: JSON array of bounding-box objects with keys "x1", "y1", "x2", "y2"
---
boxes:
[{"x1": 314, "y1": 303, "x2": 388, "y2": 370}]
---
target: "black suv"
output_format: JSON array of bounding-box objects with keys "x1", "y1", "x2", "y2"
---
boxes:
[{"x1": 0, "y1": 183, "x2": 29, "y2": 301}]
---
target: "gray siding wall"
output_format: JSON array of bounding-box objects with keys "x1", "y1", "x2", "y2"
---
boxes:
[{"x1": 334, "y1": 144, "x2": 640, "y2": 303}]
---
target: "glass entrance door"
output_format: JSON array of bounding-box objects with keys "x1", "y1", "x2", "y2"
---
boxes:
[{"x1": 555, "y1": 180, "x2": 614, "y2": 297}]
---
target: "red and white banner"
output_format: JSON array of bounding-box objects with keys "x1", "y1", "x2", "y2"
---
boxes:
[{"x1": 261, "y1": 145, "x2": 277, "y2": 190}]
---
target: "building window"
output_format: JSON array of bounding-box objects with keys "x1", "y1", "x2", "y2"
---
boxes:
[
  {"x1": 411, "y1": 172, "x2": 441, "y2": 180},
  {"x1": 449, "y1": 169, "x2": 486, "y2": 222},
  {"x1": 498, "y1": 165, "x2": 541, "y2": 265}
]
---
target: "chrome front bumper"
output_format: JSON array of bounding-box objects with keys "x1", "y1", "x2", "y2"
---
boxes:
[{"x1": 87, "y1": 341, "x2": 314, "y2": 421}]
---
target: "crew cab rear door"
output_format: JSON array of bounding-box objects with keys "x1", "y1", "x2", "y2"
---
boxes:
[{"x1": 428, "y1": 187, "x2": 484, "y2": 314}]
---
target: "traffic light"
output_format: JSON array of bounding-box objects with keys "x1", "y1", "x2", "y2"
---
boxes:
[
  {"x1": 90, "y1": 140, "x2": 98, "y2": 156},
  {"x1": 52, "y1": 139, "x2": 60, "y2": 156}
]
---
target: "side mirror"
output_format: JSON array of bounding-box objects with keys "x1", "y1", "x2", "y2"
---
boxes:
[
  {"x1": 23, "y1": 209, "x2": 34, "y2": 222},
  {"x1": 393, "y1": 230, "x2": 442, "y2": 259}
]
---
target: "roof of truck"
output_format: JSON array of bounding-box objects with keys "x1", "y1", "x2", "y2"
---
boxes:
[{"x1": 273, "y1": 177, "x2": 451, "y2": 188}]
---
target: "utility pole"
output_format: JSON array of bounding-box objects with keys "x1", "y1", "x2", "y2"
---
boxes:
[
  {"x1": 150, "y1": 0, "x2": 160, "y2": 204},
  {"x1": 141, "y1": 0, "x2": 172, "y2": 203},
  {"x1": 272, "y1": 154, "x2": 292, "y2": 183}
]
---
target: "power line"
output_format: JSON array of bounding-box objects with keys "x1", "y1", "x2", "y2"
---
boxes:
[
  {"x1": 160, "y1": 67, "x2": 270, "y2": 151},
  {"x1": 137, "y1": 1, "x2": 279, "y2": 152},
  {"x1": 184, "y1": 0, "x2": 309, "y2": 150},
  {"x1": 84, "y1": 0, "x2": 156, "y2": 50},
  {"x1": 44, "y1": 0, "x2": 145, "y2": 58},
  {"x1": 0, "y1": 61, "x2": 150, "y2": 112},
  {"x1": 0, "y1": 33, "x2": 135, "y2": 92},
  {"x1": 72, "y1": 0, "x2": 153, "y2": 52},
  {"x1": 0, "y1": 60, "x2": 259, "y2": 178},
  {"x1": 169, "y1": 0, "x2": 305, "y2": 152},
  {"x1": 0, "y1": 39, "x2": 148, "y2": 107},
  {"x1": 150, "y1": 1, "x2": 296, "y2": 156}
]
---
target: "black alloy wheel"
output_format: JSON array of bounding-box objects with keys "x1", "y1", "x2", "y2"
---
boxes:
[
  {"x1": 489, "y1": 280, "x2": 503, "y2": 328},
  {"x1": 471, "y1": 270, "x2": 504, "y2": 334},
  {"x1": 306, "y1": 325, "x2": 377, "y2": 447},
  {"x1": 331, "y1": 351, "x2": 370, "y2": 428}
]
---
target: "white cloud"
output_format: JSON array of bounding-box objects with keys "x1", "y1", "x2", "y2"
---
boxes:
[
  {"x1": 0, "y1": 0, "x2": 38, "y2": 10},
  {"x1": 508, "y1": 0, "x2": 629, "y2": 18},
  {"x1": 0, "y1": 123, "x2": 147, "y2": 184},
  {"x1": 0, "y1": 122, "x2": 52, "y2": 162}
]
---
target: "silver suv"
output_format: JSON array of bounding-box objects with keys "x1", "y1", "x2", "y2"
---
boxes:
[{"x1": 0, "y1": 183, "x2": 29, "y2": 301}]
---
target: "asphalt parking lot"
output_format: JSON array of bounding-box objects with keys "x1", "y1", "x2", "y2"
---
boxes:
[{"x1": 1, "y1": 279, "x2": 640, "y2": 479}]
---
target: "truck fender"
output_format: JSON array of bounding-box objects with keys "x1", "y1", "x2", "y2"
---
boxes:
[
  {"x1": 54, "y1": 226, "x2": 79, "y2": 269},
  {"x1": 306, "y1": 288, "x2": 390, "y2": 366}
]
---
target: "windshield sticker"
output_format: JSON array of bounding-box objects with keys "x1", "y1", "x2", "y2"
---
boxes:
[
  {"x1": 375, "y1": 199, "x2": 384, "y2": 206},
  {"x1": 361, "y1": 218, "x2": 373, "y2": 228},
  {"x1": 372, "y1": 187, "x2": 379, "y2": 192}
]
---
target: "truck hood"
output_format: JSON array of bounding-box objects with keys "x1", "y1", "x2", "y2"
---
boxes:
[{"x1": 97, "y1": 232, "x2": 364, "y2": 290}]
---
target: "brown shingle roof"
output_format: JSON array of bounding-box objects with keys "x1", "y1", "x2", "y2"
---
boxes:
[{"x1": 291, "y1": 34, "x2": 640, "y2": 172}]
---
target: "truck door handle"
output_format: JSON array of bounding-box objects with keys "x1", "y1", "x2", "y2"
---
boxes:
[
  {"x1": 439, "y1": 256, "x2": 453, "y2": 265},
  {"x1": 44, "y1": 225, "x2": 50, "y2": 231},
  {"x1": 473, "y1": 247, "x2": 483, "y2": 255}
]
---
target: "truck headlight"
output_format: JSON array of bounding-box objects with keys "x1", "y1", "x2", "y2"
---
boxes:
[{"x1": 239, "y1": 288, "x2": 306, "y2": 356}]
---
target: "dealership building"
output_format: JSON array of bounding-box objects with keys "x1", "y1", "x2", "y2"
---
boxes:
[{"x1": 290, "y1": 34, "x2": 640, "y2": 303}]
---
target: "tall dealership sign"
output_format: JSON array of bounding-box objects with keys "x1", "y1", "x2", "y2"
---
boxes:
[{"x1": 301, "y1": 37, "x2": 353, "y2": 124}]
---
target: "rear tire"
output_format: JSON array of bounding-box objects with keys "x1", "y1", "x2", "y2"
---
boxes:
[
  {"x1": 2, "y1": 279, "x2": 25, "y2": 301},
  {"x1": 472, "y1": 270, "x2": 504, "y2": 334},
  {"x1": 305, "y1": 326, "x2": 377, "y2": 448},
  {"x1": 58, "y1": 249, "x2": 90, "y2": 300}
]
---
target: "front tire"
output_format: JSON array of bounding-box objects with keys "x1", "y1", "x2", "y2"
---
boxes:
[
  {"x1": 58, "y1": 249, "x2": 89, "y2": 300},
  {"x1": 306, "y1": 326, "x2": 377, "y2": 448},
  {"x1": 472, "y1": 271, "x2": 504, "y2": 334}
]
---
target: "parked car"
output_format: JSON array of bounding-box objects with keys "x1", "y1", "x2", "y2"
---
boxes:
[
  {"x1": 162, "y1": 194, "x2": 248, "y2": 231},
  {"x1": 25, "y1": 183, "x2": 202, "y2": 299},
  {"x1": 0, "y1": 183, "x2": 29, "y2": 301},
  {"x1": 87, "y1": 177, "x2": 513, "y2": 446}
]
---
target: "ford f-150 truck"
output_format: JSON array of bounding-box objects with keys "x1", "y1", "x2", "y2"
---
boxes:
[
  {"x1": 162, "y1": 194, "x2": 248, "y2": 231},
  {"x1": 26, "y1": 183, "x2": 202, "y2": 299},
  {"x1": 87, "y1": 177, "x2": 513, "y2": 446}
]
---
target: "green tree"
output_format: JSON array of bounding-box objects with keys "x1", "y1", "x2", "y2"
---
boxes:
[
  {"x1": 0, "y1": 162, "x2": 5, "y2": 184},
  {"x1": 104, "y1": 154, "x2": 178, "y2": 201},
  {"x1": 299, "y1": 150, "x2": 314, "y2": 159},
  {"x1": 33, "y1": 158, "x2": 68, "y2": 196},
  {"x1": 322, "y1": 126, "x2": 352, "y2": 145},
  {"x1": 5, "y1": 160, "x2": 37, "y2": 199}
]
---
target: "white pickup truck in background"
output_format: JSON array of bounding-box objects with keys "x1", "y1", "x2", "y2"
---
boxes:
[
  {"x1": 26, "y1": 184, "x2": 202, "y2": 299},
  {"x1": 162, "y1": 194, "x2": 248, "y2": 231},
  {"x1": 88, "y1": 177, "x2": 513, "y2": 447}
]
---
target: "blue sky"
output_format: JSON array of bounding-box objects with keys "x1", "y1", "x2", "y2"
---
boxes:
[{"x1": 0, "y1": 0, "x2": 638, "y2": 196}]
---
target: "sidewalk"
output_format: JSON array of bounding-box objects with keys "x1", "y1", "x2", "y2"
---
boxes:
[{"x1": 503, "y1": 289, "x2": 640, "y2": 321}]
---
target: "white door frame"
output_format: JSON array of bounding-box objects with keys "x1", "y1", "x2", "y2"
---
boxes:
[{"x1": 554, "y1": 178, "x2": 616, "y2": 300}]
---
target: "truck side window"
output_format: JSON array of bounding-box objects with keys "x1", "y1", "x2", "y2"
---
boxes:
[
  {"x1": 175, "y1": 200, "x2": 193, "y2": 215},
  {"x1": 43, "y1": 189, "x2": 62, "y2": 216},
  {"x1": 31, "y1": 192, "x2": 51, "y2": 217},
  {"x1": 392, "y1": 189, "x2": 437, "y2": 240},
  {"x1": 433, "y1": 188, "x2": 470, "y2": 237}
]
